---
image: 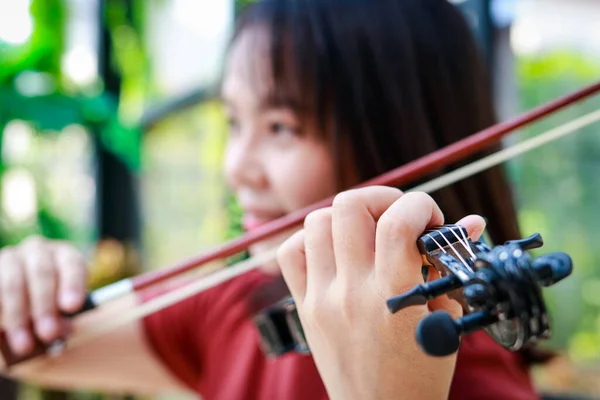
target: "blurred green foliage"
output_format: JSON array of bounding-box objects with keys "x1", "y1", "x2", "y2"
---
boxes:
[
  {"x1": 0, "y1": 0, "x2": 65, "y2": 84},
  {"x1": 512, "y1": 51, "x2": 600, "y2": 361},
  {"x1": 0, "y1": 0, "x2": 146, "y2": 399},
  {"x1": 235, "y1": 0, "x2": 256, "y2": 14}
]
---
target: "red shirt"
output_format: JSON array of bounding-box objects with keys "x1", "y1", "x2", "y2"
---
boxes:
[{"x1": 141, "y1": 269, "x2": 539, "y2": 399}]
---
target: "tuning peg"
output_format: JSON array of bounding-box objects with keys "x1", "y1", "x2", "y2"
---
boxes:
[
  {"x1": 531, "y1": 252, "x2": 573, "y2": 286},
  {"x1": 505, "y1": 233, "x2": 544, "y2": 251},
  {"x1": 416, "y1": 310, "x2": 498, "y2": 357},
  {"x1": 387, "y1": 275, "x2": 462, "y2": 313},
  {"x1": 463, "y1": 283, "x2": 493, "y2": 309}
]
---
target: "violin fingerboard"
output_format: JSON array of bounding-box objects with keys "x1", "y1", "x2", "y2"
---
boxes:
[{"x1": 418, "y1": 225, "x2": 470, "y2": 255}]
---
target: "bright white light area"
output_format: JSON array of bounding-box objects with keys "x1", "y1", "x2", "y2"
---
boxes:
[
  {"x1": 511, "y1": 0, "x2": 600, "y2": 58},
  {"x1": 62, "y1": 0, "x2": 99, "y2": 87},
  {"x1": 55, "y1": 124, "x2": 93, "y2": 171},
  {"x1": 146, "y1": 0, "x2": 234, "y2": 96},
  {"x1": 511, "y1": 18, "x2": 542, "y2": 56},
  {"x1": 172, "y1": 0, "x2": 231, "y2": 38},
  {"x1": 491, "y1": 0, "x2": 517, "y2": 29},
  {"x1": 2, "y1": 120, "x2": 35, "y2": 165},
  {"x1": 0, "y1": 0, "x2": 33, "y2": 45},
  {"x1": 62, "y1": 45, "x2": 98, "y2": 86},
  {"x1": 2, "y1": 169, "x2": 37, "y2": 223},
  {"x1": 46, "y1": 170, "x2": 96, "y2": 219},
  {"x1": 14, "y1": 71, "x2": 56, "y2": 97},
  {"x1": 59, "y1": 124, "x2": 91, "y2": 154}
]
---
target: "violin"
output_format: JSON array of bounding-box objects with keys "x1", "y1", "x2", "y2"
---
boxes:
[
  {"x1": 253, "y1": 225, "x2": 573, "y2": 358},
  {"x1": 0, "y1": 81, "x2": 597, "y2": 368}
]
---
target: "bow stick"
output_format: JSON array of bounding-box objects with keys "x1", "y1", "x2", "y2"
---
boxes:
[
  {"x1": 2, "y1": 81, "x2": 600, "y2": 367},
  {"x1": 72, "y1": 104, "x2": 600, "y2": 347},
  {"x1": 86, "y1": 80, "x2": 600, "y2": 308}
]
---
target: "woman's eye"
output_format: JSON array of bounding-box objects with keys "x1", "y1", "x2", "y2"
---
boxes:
[
  {"x1": 269, "y1": 122, "x2": 297, "y2": 136},
  {"x1": 227, "y1": 116, "x2": 240, "y2": 133}
]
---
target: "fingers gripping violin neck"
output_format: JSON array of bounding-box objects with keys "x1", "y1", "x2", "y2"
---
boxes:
[{"x1": 253, "y1": 225, "x2": 573, "y2": 358}]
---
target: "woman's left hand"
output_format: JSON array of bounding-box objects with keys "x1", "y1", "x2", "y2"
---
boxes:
[{"x1": 277, "y1": 186, "x2": 486, "y2": 400}]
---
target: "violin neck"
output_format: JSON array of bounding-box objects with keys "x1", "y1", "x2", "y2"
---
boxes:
[{"x1": 248, "y1": 275, "x2": 290, "y2": 315}]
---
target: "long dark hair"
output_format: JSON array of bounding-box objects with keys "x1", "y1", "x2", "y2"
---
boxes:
[{"x1": 232, "y1": 0, "x2": 551, "y2": 363}]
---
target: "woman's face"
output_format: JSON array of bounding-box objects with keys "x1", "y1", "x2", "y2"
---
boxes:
[{"x1": 221, "y1": 29, "x2": 339, "y2": 267}]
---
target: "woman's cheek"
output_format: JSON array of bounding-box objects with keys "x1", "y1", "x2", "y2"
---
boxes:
[
  {"x1": 267, "y1": 142, "x2": 336, "y2": 210},
  {"x1": 291, "y1": 152, "x2": 337, "y2": 207}
]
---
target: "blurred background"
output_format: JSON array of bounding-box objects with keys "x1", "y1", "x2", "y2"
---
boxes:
[{"x1": 0, "y1": 0, "x2": 598, "y2": 399}]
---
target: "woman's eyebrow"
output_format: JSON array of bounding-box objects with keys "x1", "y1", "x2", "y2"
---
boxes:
[{"x1": 259, "y1": 94, "x2": 303, "y2": 112}]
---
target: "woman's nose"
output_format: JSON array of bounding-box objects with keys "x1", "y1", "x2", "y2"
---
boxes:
[{"x1": 224, "y1": 133, "x2": 268, "y2": 190}]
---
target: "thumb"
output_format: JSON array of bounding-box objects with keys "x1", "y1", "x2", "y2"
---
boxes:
[{"x1": 455, "y1": 215, "x2": 486, "y2": 241}]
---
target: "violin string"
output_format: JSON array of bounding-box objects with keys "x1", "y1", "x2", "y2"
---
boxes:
[
  {"x1": 427, "y1": 229, "x2": 469, "y2": 263},
  {"x1": 458, "y1": 227, "x2": 472, "y2": 253},
  {"x1": 449, "y1": 228, "x2": 477, "y2": 260},
  {"x1": 408, "y1": 108, "x2": 600, "y2": 194},
  {"x1": 47, "y1": 108, "x2": 600, "y2": 354},
  {"x1": 426, "y1": 234, "x2": 447, "y2": 254},
  {"x1": 424, "y1": 227, "x2": 477, "y2": 280},
  {"x1": 438, "y1": 231, "x2": 472, "y2": 271}
]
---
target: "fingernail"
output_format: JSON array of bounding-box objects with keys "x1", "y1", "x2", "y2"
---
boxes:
[
  {"x1": 60, "y1": 290, "x2": 81, "y2": 310},
  {"x1": 8, "y1": 329, "x2": 32, "y2": 355},
  {"x1": 472, "y1": 227, "x2": 484, "y2": 241},
  {"x1": 37, "y1": 315, "x2": 59, "y2": 342}
]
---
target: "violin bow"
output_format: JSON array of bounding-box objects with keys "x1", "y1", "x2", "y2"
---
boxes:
[
  {"x1": 3, "y1": 81, "x2": 600, "y2": 367},
  {"x1": 87, "y1": 80, "x2": 600, "y2": 304}
]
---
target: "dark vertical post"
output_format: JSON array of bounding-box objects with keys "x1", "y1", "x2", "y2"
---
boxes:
[
  {"x1": 454, "y1": 0, "x2": 517, "y2": 121},
  {"x1": 454, "y1": 0, "x2": 494, "y2": 69},
  {"x1": 489, "y1": 0, "x2": 519, "y2": 121},
  {"x1": 95, "y1": 0, "x2": 140, "y2": 246},
  {"x1": 96, "y1": 6, "x2": 139, "y2": 400}
]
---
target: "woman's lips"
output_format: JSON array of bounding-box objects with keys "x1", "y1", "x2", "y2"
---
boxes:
[{"x1": 242, "y1": 213, "x2": 283, "y2": 231}]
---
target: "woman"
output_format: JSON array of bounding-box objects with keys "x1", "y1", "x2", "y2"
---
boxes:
[{"x1": 0, "y1": 0, "x2": 538, "y2": 398}]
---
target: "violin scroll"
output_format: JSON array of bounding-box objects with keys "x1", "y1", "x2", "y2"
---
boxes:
[{"x1": 389, "y1": 229, "x2": 573, "y2": 357}]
